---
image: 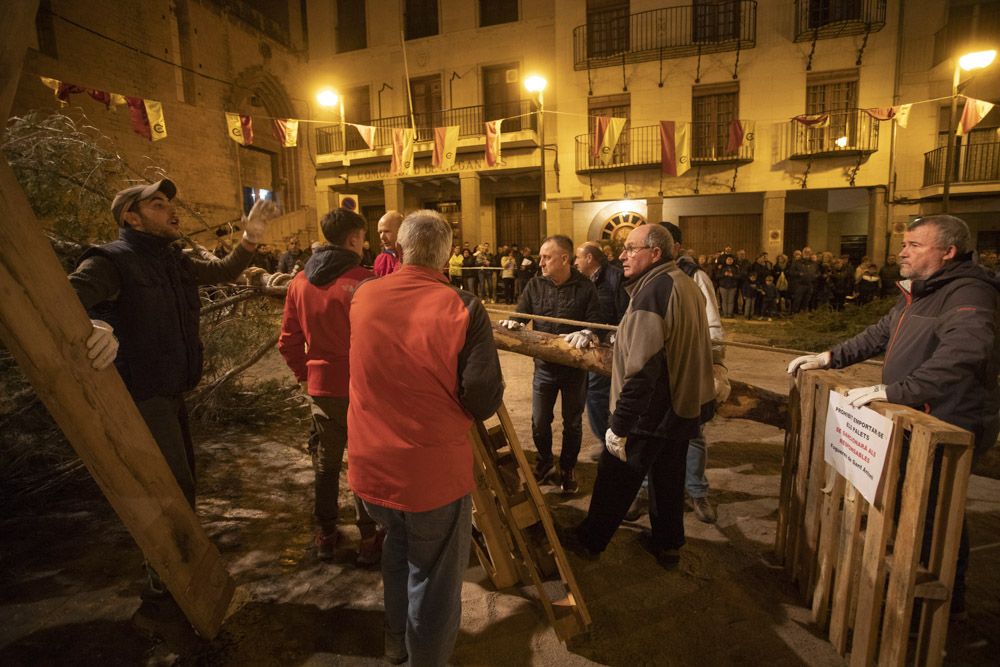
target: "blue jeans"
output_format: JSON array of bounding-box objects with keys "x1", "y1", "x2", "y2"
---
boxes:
[
  {"x1": 363, "y1": 495, "x2": 472, "y2": 667},
  {"x1": 532, "y1": 362, "x2": 588, "y2": 471},
  {"x1": 585, "y1": 372, "x2": 611, "y2": 441},
  {"x1": 685, "y1": 430, "x2": 709, "y2": 499}
]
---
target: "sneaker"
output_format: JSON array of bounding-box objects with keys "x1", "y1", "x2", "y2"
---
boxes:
[
  {"x1": 315, "y1": 529, "x2": 338, "y2": 562},
  {"x1": 560, "y1": 468, "x2": 579, "y2": 495},
  {"x1": 384, "y1": 629, "x2": 407, "y2": 665},
  {"x1": 558, "y1": 525, "x2": 601, "y2": 561},
  {"x1": 356, "y1": 528, "x2": 386, "y2": 567},
  {"x1": 532, "y1": 458, "x2": 554, "y2": 483},
  {"x1": 690, "y1": 496, "x2": 717, "y2": 524},
  {"x1": 637, "y1": 530, "x2": 681, "y2": 569},
  {"x1": 624, "y1": 493, "x2": 648, "y2": 521}
]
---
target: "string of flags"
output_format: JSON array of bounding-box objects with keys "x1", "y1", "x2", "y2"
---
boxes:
[{"x1": 39, "y1": 76, "x2": 997, "y2": 176}]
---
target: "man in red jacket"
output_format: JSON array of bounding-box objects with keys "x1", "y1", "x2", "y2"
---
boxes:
[
  {"x1": 278, "y1": 208, "x2": 380, "y2": 565},
  {"x1": 348, "y1": 210, "x2": 503, "y2": 665}
]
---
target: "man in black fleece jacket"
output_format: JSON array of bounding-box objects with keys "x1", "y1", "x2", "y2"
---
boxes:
[{"x1": 788, "y1": 214, "x2": 1000, "y2": 618}]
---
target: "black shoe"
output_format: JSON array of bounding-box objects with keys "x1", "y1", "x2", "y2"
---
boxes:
[
  {"x1": 560, "y1": 468, "x2": 579, "y2": 495},
  {"x1": 624, "y1": 493, "x2": 648, "y2": 521},
  {"x1": 558, "y1": 525, "x2": 600, "y2": 561},
  {"x1": 533, "y1": 458, "x2": 554, "y2": 483},
  {"x1": 637, "y1": 530, "x2": 681, "y2": 569}
]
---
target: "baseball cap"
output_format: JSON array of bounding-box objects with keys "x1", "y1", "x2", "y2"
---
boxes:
[
  {"x1": 111, "y1": 178, "x2": 177, "y2": 226},
  {"x1": 658, "y1": 220, "x2": 682, "y2": 244}
]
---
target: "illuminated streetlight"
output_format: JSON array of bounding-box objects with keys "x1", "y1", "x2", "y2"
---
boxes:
[
  {"x1": 317, "y1": 89, "x2": 339, "y2": 107},
  {"x1": 943, "y1": 48, "x2": 997, "y2": 211},
  {"x1": 317, "y1": 88, "x2": 347, "y2": 157},
  {"x1": 524, "y1": 75, "x2": 547, "y2": 94},
  {"x1": 835, "y1": 136, "x2": 848, "y2": 148}
]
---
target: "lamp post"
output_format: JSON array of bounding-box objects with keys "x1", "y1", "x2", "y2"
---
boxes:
[
  {"x1": 317, "y1": 88, "x2": 346, "y2": 160},
  {"x1": 524, "y1": 75, "x2": 547, "y2": 239},
  {"x1": 942, "y1": 49, "x2": 996, "y2": 212}
]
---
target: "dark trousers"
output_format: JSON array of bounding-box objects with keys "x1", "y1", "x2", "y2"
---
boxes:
[
  {"x1": 791, "y1": 284, "x2": 813, "y2": 313},
  {"x1": 310, "y1": 396, "x2": 375, "y2": 538},
  {"x1": 137, "y1": 395, "x2": 196, "y2": 507},
  {"x1": 580, "y1": 433, "x2": 690, "y2": 552},
  {"x1": 532, "y1": 363, "x2": 588, "y2": 471},
  {"x1": 502, "y1": 277, "x2": 515, "y2": 304},
  {"x1": 585, "y1": 372, "x2": 611, "y2": 441}
]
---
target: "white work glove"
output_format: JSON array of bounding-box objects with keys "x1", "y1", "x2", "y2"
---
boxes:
[
  {"x1": 845, "y1": 384, "x2": 888, "y2": 408},
  {"x1": 713, "y1": 364, "x2": 731, "y2": 404},
  {"x1": 498, "y1": 319, "x2": 525, "y2": 330},
  {"x1": 242, "y1": 198, "x2": 281, "y2": 245},
  {"x1": 86, "y1": 319, "x2": 118, "y2": 370},
  {"x1": 562, "y1": 329, "x2": 594, "y2": 349},
  {"x1": 605, "y1": 428, "x2": 627, "y2": 462},
  {"x1": 787, "y1": 351, "x2": 832, "y2": 376},
  {"x1": 608, "y1": 332, "x2": 616, "y2": 345}
]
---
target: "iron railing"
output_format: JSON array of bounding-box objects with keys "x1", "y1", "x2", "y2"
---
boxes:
[
  {"x1": 572, "y1": 1, "x2": 757, "y2": 71},
  {"x1": 793, "y1": 0, "x2": 887, "y2": 42},
  {"x1": 923, "y1": 142, "x2": 1000, "y2": 187},
  {"x1": 316, "y1": 100, "x2": 537, "y2": 154},
  {"x1": 782, "y1": 109, "x2": 880, "y2": 159},
  {"x1": 575, "y1": 122, "x2": 755, "y2": 173}
]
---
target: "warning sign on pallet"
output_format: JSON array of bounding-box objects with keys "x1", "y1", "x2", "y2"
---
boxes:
[{"x1": 824, "y1": 392, "x2": 895, "y2": 506}]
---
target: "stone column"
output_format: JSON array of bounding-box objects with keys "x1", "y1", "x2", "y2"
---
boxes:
[
  {"x1": 459, "y1": 172, "x2": 481, "y2": 246},
  {"x1": 646, "y1": 196, "x2": 664, "y2": 225},
  {"x1": 383, "y1": 178, "x2": 405, "y2": 213},
  {"x1": 867, "y1": 186, "x2": 888, "y2": 262},
  {"x1": 762, "y1": 191, "x2": 786, "y2": 257},
  {"x1": 314, "y1": 187, "x2": 333, "y2": 226}
]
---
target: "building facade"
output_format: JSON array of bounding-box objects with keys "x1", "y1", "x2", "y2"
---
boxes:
[{"x1": 12, "y1": 1, "x2": 999, "y2": 260}]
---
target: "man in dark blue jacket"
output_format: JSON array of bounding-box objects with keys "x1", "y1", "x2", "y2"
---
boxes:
[{"x1": 789, "y1": 214, "x2": 1000, "y2": 618}]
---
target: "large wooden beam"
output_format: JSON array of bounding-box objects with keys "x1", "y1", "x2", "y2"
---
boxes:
[
  {"x1": 491, "y1": 323, "x2": 788, "y2": 429},
  {"x1": 0, "y1": 4, "x2": 233, "y2": 639}
]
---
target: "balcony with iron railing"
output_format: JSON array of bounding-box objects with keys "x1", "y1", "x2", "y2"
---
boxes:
[
  {"x1": 574, "y1": 121, "x2": 754, "y2": 173},
  {"x1": 793, "y1": 0, "x2": 887, "y2": 42},
  {"x1": 781, "y1": 109, "x2": 880, "y2": 159},
  {"x1": 572, "y1": 1, "x2": 757, "y2": 71},
  {"x1": 923, "y1": 142, "x2": 1000, "y2": 187},
  {"x1": 316, "y1": 100, "x2": 537, "y2": 155}
]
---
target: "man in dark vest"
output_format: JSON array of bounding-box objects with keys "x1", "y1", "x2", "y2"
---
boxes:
[{"x1": 71, "y1": 179, "x2": 276, "y2": 551}]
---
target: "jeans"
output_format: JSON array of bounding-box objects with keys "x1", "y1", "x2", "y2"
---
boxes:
[
  {"x1": 363, "y1": 495, "x2": 472, "y2": 667},
  {"x1": 684, "y1": 429, "x2": 709, "y2": 499},
  {"x1": 502, "y1": 277, "x2": 516, "y2": 304},
  {"x1": 585, "y1": 372, "x2": 611, "y2": 441},
  {"x1": 719, "y1": 287, "x2": 737, "y2": 317},
  {"x1": 136, "y1": 395, "x2": 196, "y2": 508},
  {"x1": 532, "y1": 362, "x2": 588, "y2": 471},
  {"x1": 309, "y1": 396, "x2": 375, "y2": 538},
  {"x1": 580, "y1": 433, "x2": 689, "y2": 552},
  {"x1": 742, "y1": 295, "x2": 757, "y2": 319},
  {"x1": 477, "y1": 270, "x2": 493, "y2": 300}
]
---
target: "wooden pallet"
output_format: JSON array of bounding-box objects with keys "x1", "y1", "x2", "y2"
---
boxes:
[
  {"x1": 469, "y1": 403, "x2": 592, "y2": 642},
  {"x1": 775, "y1": 370, "x2": 973, "y2": 666}
]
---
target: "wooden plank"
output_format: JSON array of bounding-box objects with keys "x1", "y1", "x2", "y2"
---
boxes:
[
  {"x1": 848, "y1": 409, "x2": 908, "y2": 667},
  {"x1": 829, "y1": 483, "x2": 863, "y2": 654},
  {"x1": 0, "y1": 7, "x2": 234, "y2": 637},
  {"x1": 470, "y1": 480, "x2": 521, "y2": 589},
  {"x1": 800, "y1": 381, "x2": 833, "y2": 597},
  {"x1": 810, "y1": 466, "x2": 845, "y2": 627},
  {"x1": 915, "y1": 434, "x2": 973, "y2": 667},
  {"x1": 879, "y1": 424, "x2": 936, "y2": 666},
  {"x1": 788, "y1": 374, "x2": 818, "y2": 583},
  {"x1": 774, "y1": 381, "x2": 802, "y2": 562}
]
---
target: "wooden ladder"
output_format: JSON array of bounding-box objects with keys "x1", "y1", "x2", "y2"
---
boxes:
[{"x1": 469, "y1": 403, "x2": 592, "y2": 642}]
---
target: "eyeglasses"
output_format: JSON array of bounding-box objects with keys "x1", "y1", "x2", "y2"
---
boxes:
[{"x1": 622, "y1": 245, "x2": 652, "y2": 257}]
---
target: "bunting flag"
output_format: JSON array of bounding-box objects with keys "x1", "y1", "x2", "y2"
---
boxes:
[
  {"x1": 863, "y1": 107, "x2": 896, "y2": 121},
  {"x1": 485, "y1": 119, "x2": 503, "y2": 167},
  {"x1": 592, "y1": 117, "x2": 626, "y2": 166},
  {"x1": 894, "y1": 104, "x2": 912, "y2": 128},
  {"x1": 958, "y1": 97, "x2": 995, "y2": 136},
  {"x1": 660, "y1": 120, "x2": 690, "y2": 177},
  {"x1": 124, "y1": 96, "x2": 167, "y2": 141},
  {"x1": 433, "y1": 125, "x2": 459, "y2": 169},
  {"x1": 272, "y1": 118, "x2": 299, "y2": 147},
  {"x1": 793, "y1": 113, "x2": 831, "y2": 128},
  {"x1": 226, "y1": 112, "x2": 253, "y2": 145},
  {"x1": 351, "y1": 123, "x2": 377, "y2": 149},
  {"x1": 726, "y1": 118, "x2": 745, "y2": 154},
  {"x1": 391, "y1": 128, "x2": 415, "y2": 175}
]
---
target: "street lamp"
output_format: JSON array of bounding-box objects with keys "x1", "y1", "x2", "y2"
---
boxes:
[
  {"x1": 317, "y1": 88, "x2": 347, "y2": 159},
  {"x1": 942, "y1": 49, "x2": 996, "y2": 212},
  {"x1": 524, "y1": 75, "x2": 547, "y2": 239}
]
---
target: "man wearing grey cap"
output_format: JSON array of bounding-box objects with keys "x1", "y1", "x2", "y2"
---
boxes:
[{"x1": 69, "y1": 179, "x2": 277, "y2": 583}]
